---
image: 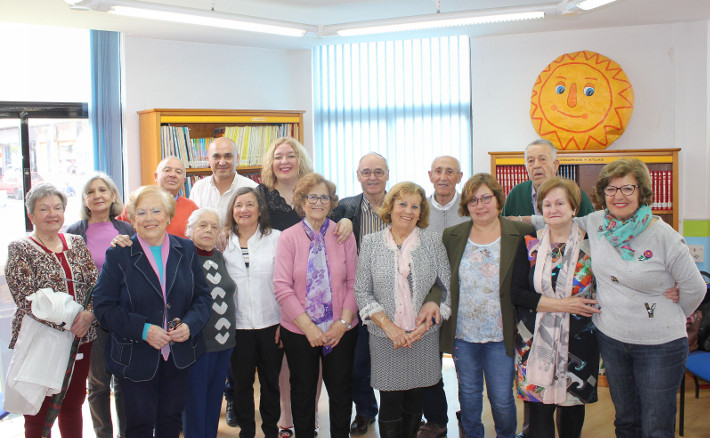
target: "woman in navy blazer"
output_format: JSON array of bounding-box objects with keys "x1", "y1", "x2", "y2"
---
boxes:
[{"x1": 93, "y1": 185, "x2": 211, "y2": 438}]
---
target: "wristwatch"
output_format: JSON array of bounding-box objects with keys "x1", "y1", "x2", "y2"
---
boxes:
[{"x1": 339, "y1": 318, "x2": 352, "y2": 329}]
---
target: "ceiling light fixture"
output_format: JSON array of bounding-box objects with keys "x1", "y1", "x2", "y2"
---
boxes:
[
  {"x1": 576, "y1": 0, "x2": 618, "y2": 11},
  {"x1": 63, "y1": 0, "x2": 312, "y2": 37},
  {"x1": 335, "y1": 10, "x2": 546, "y2": 37}
]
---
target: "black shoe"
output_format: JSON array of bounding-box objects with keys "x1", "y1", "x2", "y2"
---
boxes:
[
  {"x1": 226, "y1": 400, "x2": 238, "y2": 427},
  {"x1": 351, "y1": 415, "x2": 376, "y2": 435}
]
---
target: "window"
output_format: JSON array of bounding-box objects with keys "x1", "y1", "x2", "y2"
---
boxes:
[{"x1": 313, "y1": 35, "x2": 472, "y2": 197}]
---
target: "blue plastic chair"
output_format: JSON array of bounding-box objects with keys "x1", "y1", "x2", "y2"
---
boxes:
[{"x1": 679, "y1": 351, "x2": 710, "y2": 436}]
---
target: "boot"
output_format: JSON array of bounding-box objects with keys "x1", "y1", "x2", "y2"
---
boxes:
[
  {"x1": 401, "y1": 411, "x2": 422, "y2": 438},
  {"x1": 379, "y1": 418, "x2": 402, "y2": 438}
]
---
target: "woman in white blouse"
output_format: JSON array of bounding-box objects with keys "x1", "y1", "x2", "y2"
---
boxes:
[{"x1": 223, "y1": 187, "x2": 283, "y2": 438}]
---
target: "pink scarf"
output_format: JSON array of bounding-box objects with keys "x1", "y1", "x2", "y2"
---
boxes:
[
  {"x1": 137, "y1": 233, "x2": 171, "y2": 360},
  {"x1": 385, "y1": 226, "x2": 419, "y2": 331}
]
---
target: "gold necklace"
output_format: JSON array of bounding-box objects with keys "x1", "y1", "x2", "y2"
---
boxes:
[{"x1": 551, "y1": 242, "x2": 566, "y2": 259}]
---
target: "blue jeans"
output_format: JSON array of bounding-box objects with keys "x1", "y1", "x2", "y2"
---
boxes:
[
  {"x1": 453, "y1": 339, "x2": 516, "y2": 438},
  {"x1": 183, "y1": 348, "x2": 232, "y2": 438},
  {"x1": 597, "y1": 329, "x2": 687, "y2": 438}
]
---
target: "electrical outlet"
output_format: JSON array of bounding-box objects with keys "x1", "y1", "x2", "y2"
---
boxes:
[{"x1": 688, "y1": 245, "x2": 704, "y2": 263}]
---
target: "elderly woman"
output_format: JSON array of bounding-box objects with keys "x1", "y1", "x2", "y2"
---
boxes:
[
  {"x1": 439, "y1": 173, "x2": 534, "y2": 438},
  {"x1": 92, "y1": 185, "x2": 211, "y2": 438},
  {"x1": 273, "y1": 173, "x2": 359, "y2": 438},
  {"x1": 223, "y1": 187, "x2": 282, "y2": 438},
  {"x1": 182, "y1": 207, "x2": 237, "y2": 438},
  {"x1": 354, "y1": 181, "x2": 451, "y2": 438},
  {"x1": 524, "y1": 159, "x2": 706, "y2": 436},
  {"x1": 511, "y1": 177, "x2": 600, "y2": 438},
  {"x1": 66, "y1": 172, "x2": 134, "y2": 438},
  {"x1": 5, "y1": 182, "x2": 98, "y2": 437},
  {"x1": 259, "y1": 138, "x2": 352, "y2": 436}
]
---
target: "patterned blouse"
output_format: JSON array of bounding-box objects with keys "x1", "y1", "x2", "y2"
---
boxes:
[
  {"x1": 455, "y1": 237, "x2": 503, "y2": 343},
  {"x1": 512, "y1": 235, "x2": 598, "y2": 406},
  {"x1": 5, "y1": 234, "x2": 99, "y2": 349}
]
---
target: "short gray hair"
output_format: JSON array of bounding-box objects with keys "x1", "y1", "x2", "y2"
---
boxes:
[
  {"x1": 80, "y1": 173, "x2": 124, "y2": 220},
  {"x1": 26, "y1": 182, "x2": 67, "y2": 214},
  {"x1": 185, "y1": 207, "x2": 222, "y2": 238},
  {"x1": 524, "y1": 139, "x2": 557, "y2": 162}
]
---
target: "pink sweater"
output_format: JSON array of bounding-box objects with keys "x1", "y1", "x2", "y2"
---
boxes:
[{"x1": 273, "y1": 219, "x2": 359, "y2": 335}]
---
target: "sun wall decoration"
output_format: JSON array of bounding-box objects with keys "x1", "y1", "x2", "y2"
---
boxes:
[{"x1": 530, "y1": 50, "x2": 634, "y2": 150}]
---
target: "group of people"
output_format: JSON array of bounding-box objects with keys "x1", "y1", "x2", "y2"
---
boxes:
[{"x1": 5, "y1": 136, "x2": 706, "y2": 438}]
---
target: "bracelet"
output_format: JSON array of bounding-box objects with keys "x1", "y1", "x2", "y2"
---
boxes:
[
  {"x1": 519, "y1": 215, "x2": 523, "y2": 222},
  {"x1": 378, "y1": 314, "x2": 387, "y2": 326}
]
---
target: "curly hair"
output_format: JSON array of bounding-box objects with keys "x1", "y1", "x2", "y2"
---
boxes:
[
  {"x1": 260, "y1": 137, "x2": 313, "y2": 190},
  {"x1": 293, "y1": 173, "x2": 339, "y2": 217},
  {"x1": 378, "y1": 181, "x2": 430, "y2": 229}
]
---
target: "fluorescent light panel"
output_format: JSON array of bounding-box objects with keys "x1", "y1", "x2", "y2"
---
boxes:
[
  {"x1": 336, "y1": 11, "x2": 545, "y2": 37},
  {"x1": 108, "y1": 5, "x2": 308, "y2": 37},
  {"x1": 577, "y1": 0, "x2": 617, "y2": 11}
]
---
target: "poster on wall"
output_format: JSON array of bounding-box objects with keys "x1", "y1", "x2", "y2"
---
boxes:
[{"x1": 530, "y1": 50, "x2": 634, "y2": 150}]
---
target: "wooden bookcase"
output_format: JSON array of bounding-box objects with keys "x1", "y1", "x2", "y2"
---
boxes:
[
  {"x1": 137, "y1": 108, "x2": 305, "y2": 187},
  {"x1": 489, "y1": 148, "x2": 680, "y2": 230}
]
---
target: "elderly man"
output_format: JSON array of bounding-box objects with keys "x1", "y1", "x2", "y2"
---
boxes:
[
  {"x1": 331, "y1": 152, "x2": 389, "y2": 435},
  {"x1": 117, "y1": 156, "x2": 198, "y2": 238},
  {"x1": 502, "y1": 139, "x2": 594, "y2": 218},
  {"x1": 416, "y1": 156, "x2": 469, "y2": 438},
  {"x1": 189, "y1": 137, "x2": 257, "y2": 221}
]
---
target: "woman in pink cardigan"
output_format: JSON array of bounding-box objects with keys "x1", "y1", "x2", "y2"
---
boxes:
[{"x1": 273, "y1": 173, "x2": 359, "y2": 438}]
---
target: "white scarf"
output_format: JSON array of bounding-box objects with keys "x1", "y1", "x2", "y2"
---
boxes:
[{"x1": 526, "y1": 221, "x2": 583, "y2": 404}]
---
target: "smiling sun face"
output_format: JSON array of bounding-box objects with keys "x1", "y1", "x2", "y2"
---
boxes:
[{"x1": 531, "y1": 51, "x2": 634, "y2": 150}]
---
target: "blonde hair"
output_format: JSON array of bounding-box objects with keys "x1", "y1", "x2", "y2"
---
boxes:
[
  {"x1": 126, "y1": 185, "x2": 176, "y2": 222},
  {"x1": 260, "y1": 137, "x2": 313, "y2": 190},
  {"x1": 378, "y1": 182, "x2": 430, "y2": 229}
]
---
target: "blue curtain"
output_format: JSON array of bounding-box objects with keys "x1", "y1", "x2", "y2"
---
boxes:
[
  {"x1": 313, "y1": 35, "x2": 472, "y2": 197},
  {"x1": 90, "y1": 30, "x2": 124, "y2": 197}
]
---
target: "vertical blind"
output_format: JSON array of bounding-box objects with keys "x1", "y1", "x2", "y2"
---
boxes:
[{"x1": 313, "y1": 35, "x2": 472, "y2": 198}]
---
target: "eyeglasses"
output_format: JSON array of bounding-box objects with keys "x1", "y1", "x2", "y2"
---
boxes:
[
  {"x1": 468, "y1": 194, "x2": 495, "y2": 206},
  {"x1": 359, "y1": 169, "x2": 386, "y2": 178},
  {"x1": 604, "y1": 184, "x2": 638, "y2": 197},
  {"x1": 306, "y1": 194, "x2": 331, "y2": 204}
]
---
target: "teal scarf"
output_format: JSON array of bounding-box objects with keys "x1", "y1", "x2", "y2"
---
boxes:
[{"x1": 599, "y1": 204, "x2": 652, "y2": 260}]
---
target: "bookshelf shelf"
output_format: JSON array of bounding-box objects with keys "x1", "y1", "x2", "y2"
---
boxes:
[
  {"x1": 490, "y1": 148, "x2": 680, "y2": 230},
  {"x1": 138, "y1": 108, "x2": 305, "y2": 196}
]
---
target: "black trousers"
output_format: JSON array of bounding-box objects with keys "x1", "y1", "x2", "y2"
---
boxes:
[
  {"x1": 421, "y1": 353, "x2": 448, "y2": 426},
  {"x1": 379, "y1": 388, "x2": 424, "y2": 421},
  {"x1": 526, "y1": 401, "x2": 585, "y2": 438},
  {"x1": 281, "y1": 325, "x2": 357, "y2": 438},
  {"x1": 232, "y1": 325, "x2": 283, "y2": 438}
]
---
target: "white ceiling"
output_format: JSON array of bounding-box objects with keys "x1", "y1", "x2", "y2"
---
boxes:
[{"x1": 2, "y1": 0, "x2": 710, "y2": 50}]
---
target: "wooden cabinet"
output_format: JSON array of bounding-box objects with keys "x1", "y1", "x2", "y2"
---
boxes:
[
  {"x1": 489, "y1": 148, "x2": 680, "y2": 230},
  {"x1": 137, "y1": 108, "x2": 305, "y2": 192}
]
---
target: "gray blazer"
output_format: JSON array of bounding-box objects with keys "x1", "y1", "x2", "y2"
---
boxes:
[{"x1": 354, "y1": 227, "x2": 451, "y2": 338}]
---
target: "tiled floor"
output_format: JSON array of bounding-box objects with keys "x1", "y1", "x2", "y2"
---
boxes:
[{"x1": 2, "y1": 356, "x2": 708, "y2": 437}]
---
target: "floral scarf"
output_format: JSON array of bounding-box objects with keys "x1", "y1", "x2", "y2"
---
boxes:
[
  {"x1": 599, "y1": 204, "x2": 652, "y2": 260},
  {"x1": 303, "y1": 218, "x2": 334, "y2": 355},
  {"x1": 527, "y1": 221, "x2": 583, "y2": 404}
]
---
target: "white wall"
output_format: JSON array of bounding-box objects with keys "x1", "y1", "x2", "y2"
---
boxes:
[
  {"x1": 469, "y1": 21, "x2": 710, "y2": 222},
  {"x1": 121, "y1": 36, "x2": 313, "y2": 189}
]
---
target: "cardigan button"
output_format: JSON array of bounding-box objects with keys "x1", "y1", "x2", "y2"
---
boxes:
[{"x1": 167, "y1": 303, "x2": 172, "y2": 310}]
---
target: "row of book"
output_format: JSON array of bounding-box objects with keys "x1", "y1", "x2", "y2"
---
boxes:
[
  {"x1": 180, "y1": 172, "x2": 262, "y2": 198},
  {"x1": 496, "y1": 165, "x2": 577, "y2": 196},
  {"x1": 161, "y1": 123, "x2": 300, "y2": 169},
  {"x1": 495, "y1": 166, "x2": 673, "y2": 210}
]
